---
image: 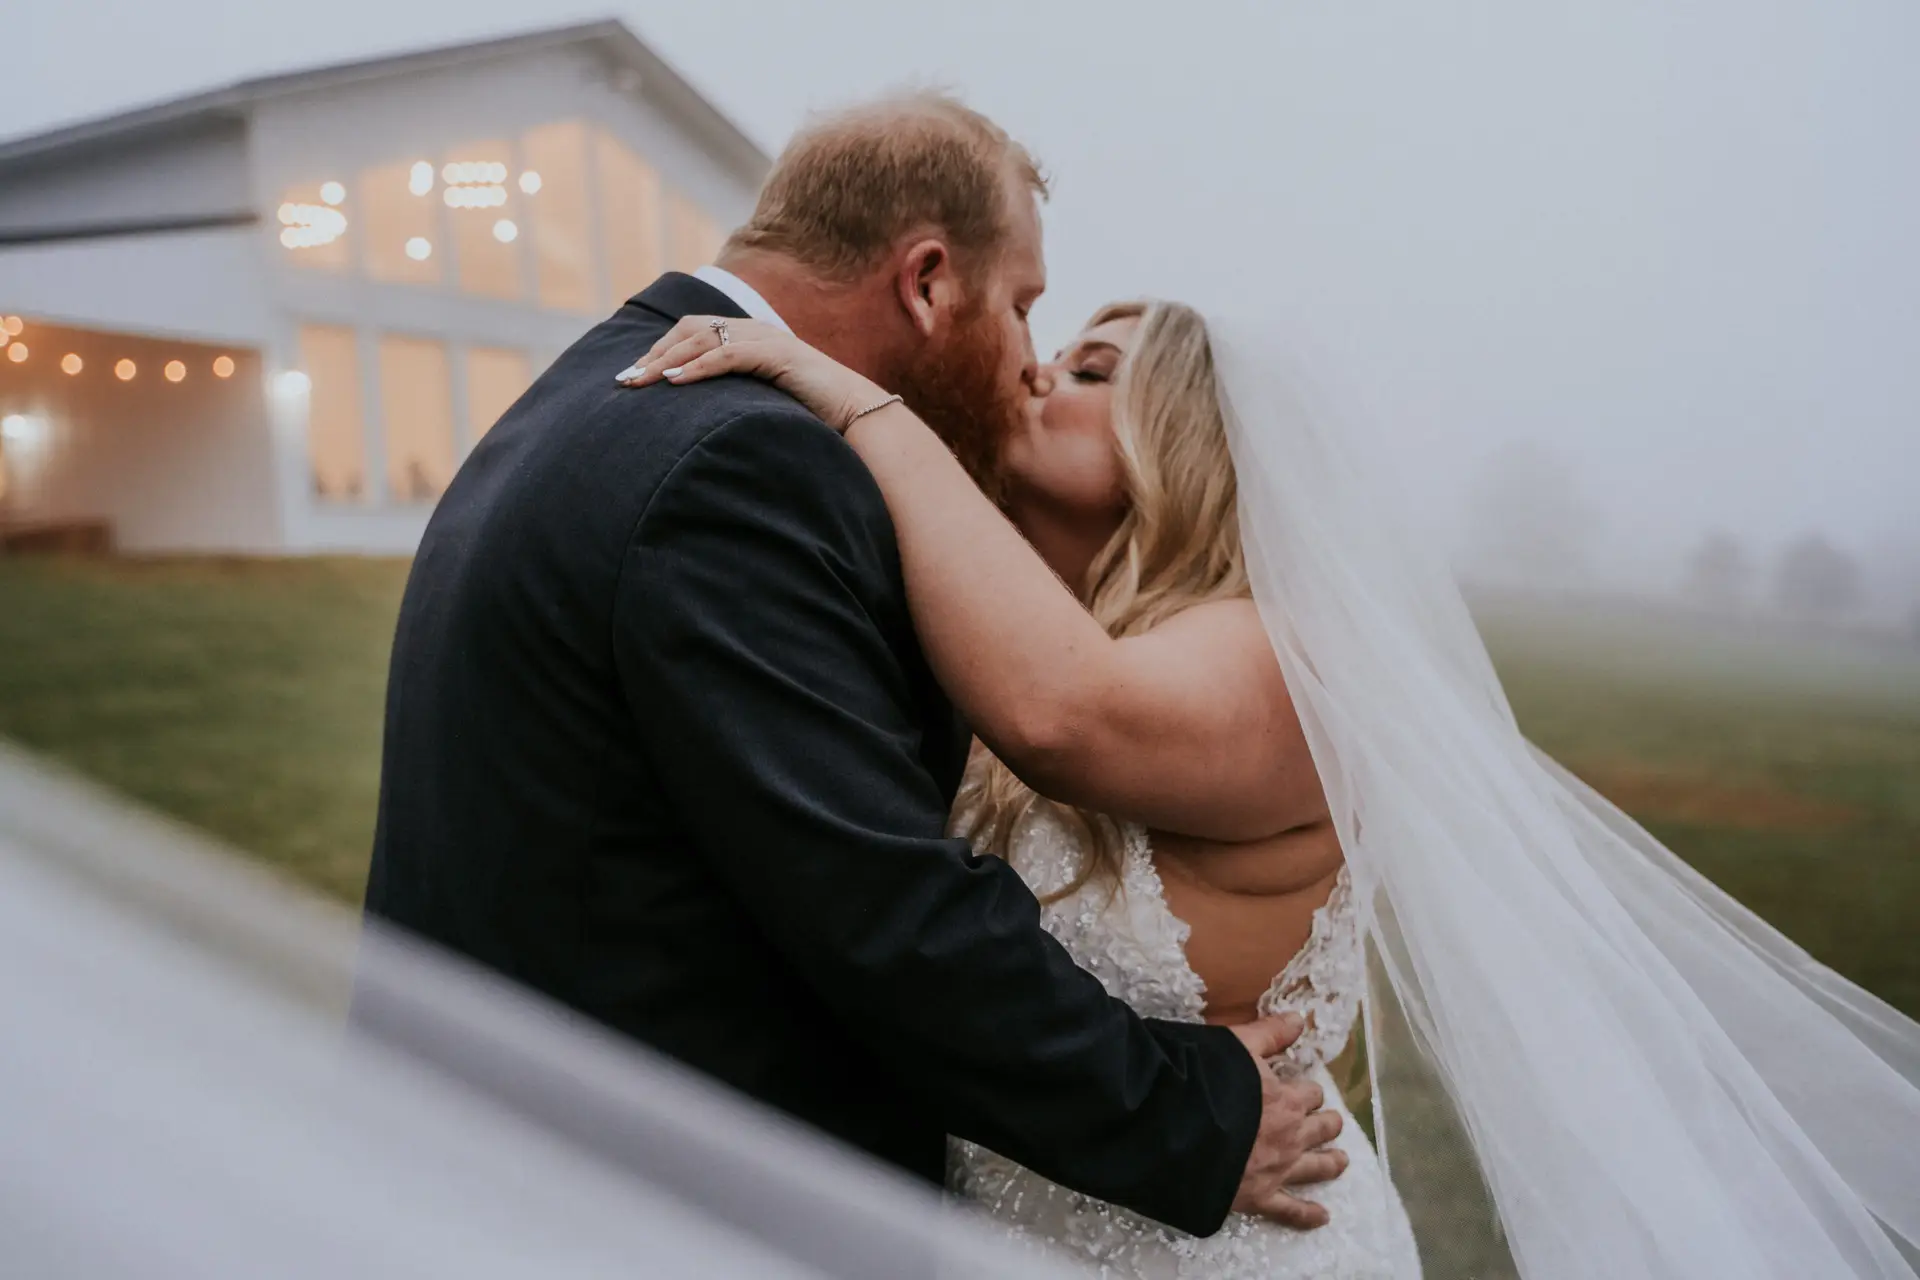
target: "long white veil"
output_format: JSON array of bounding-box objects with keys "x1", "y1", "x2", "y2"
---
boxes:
[{"x1": 1209, "y1": 315, "x2": 1920, "y2": 1278}]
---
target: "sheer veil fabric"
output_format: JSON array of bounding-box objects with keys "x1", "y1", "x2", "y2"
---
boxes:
[{"x1": 1208, "y1": 314, "x2": 1920, "y2": 1279}]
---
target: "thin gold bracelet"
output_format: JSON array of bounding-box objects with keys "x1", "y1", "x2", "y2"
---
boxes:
[{"x1": 842, "y1": 393, "x2": 904, "y2": 432}]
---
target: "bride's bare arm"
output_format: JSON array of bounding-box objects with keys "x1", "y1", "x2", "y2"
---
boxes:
[
  {"x1": 623, "y1": 317, "x2": 1324, "y2": 842},
  {"x1": 841, "y1": 404, "x2": 1322, "y2": 842}
]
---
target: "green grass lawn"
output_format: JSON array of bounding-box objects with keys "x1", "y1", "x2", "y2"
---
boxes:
[{"x1": 1, "y1": 556, "x2": 1916, "y2": 1017}]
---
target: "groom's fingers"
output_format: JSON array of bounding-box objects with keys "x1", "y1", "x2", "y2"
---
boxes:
[
  {"x1": 1284, "y1": 1145, "x2": 1350, "y2": 1187},
  {"x1": 1229, "y1": 1012, "x2": 1308, "y2": 1063},
  {"x1": 1254, "y1": 1191, "x2": 1332, "y2": 1230},
  {"x1": 1296, "y1": 1108, "x2": 1343, "y2": 1150}
]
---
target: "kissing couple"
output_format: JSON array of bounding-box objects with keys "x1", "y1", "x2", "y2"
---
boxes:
[{"x1": 367, "y1": 92, "x2": 1920, "y2": 1278}]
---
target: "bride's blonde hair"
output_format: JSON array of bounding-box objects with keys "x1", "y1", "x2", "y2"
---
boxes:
[{"x1": 958, "y1": 299, "x2": 1251, "y2": 899}]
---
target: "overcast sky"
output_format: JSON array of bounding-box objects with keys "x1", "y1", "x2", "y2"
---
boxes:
[{"x1": 13, "y1": 0, "x2": 1919, "y2": 588}]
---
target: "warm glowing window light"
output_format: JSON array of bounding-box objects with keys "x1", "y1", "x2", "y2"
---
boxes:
[
  {"x1": 278, "y1": 201, "x2": 348, "y2": 249},
  {"x1": 6, "y1": 344, "x2": 26, "y2": 364},
  {"x1": 213, "y1": 356, "x2": 235, "y2": 378},
  {"x1": 492, "y1": 219, "x2": 518, "y2": 243},
  {"x1": 405, "y1": 237, "x2": 433, "y2": 261},
  {"x1": 443, "y1": 158, "x2": 509, "y2": 209},
  {"x1": 165, "y1": 360, "x2": 187, "y2": 383},
  {"x1": 114, "y1": 358, "x2": 136, "y2": 381},
  {"x1": 442, "y1": 161, "x2": 507, "y2": 185},
  {"x1": 319, "y1": 181, "x2": 346, "y2": 206},
  {"x1": 444, "y1": 186, "x2": 507, "y2": 209},
  {"x1": 61, "y1": 353, "x2": 82, "y2": 375}
]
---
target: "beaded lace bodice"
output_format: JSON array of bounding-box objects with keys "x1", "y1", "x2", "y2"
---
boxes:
[{"x1": 949, "y1": 804, "x2": 1417, "y2": 1279}]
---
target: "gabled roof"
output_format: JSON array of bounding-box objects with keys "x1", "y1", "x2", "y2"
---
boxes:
[{"x1": 0, "y1": 18, "x2": 771, "y2": 183}]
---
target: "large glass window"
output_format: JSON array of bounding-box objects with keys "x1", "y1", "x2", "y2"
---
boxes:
[
  {"x1": 594, "y1": 130, "x2": 663, "y2": 306},
  {"x1": 378, "y1": 335, "x2": 456, "y2": 502},
  {"x1": 666, "y1": 190, "x2": 724, "y2": 274},
  {"x1": 521, "y1": 121, "x2": 595, "y2": 313},
  {"x1": 300, "y1": 324, "x2": 365, "y2": 502},
  {"x1": 276, "y1": 181, "x2": 351, "y2": 273},
  {"x1": 359, "y1": 157, "x2": 441, "y2": 285},
  {"x1": 463, "y1": 346, "x2": 532, "y2": 444},
  {"x1": 444, "y1": 138, "x2": 524, "y2": 301},
  {"x1": 271, "y1": 123, "x2": 724, "y2": 312}
]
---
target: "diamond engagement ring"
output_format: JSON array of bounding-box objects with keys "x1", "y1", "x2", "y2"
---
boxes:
[{"x1": 710, "y1": 318, "x2": 731, "y2": 346}]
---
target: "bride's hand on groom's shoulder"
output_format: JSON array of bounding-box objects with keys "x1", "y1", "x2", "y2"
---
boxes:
[
  {"x1": 617, "y1": 315, "x2": 890, "y2": 433},
  {"x1": 1228, "y1": 1013, "x2": 1349, "y2": 1230}
]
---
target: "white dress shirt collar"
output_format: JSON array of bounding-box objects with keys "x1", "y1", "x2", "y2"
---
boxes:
[{"x1": 691, "y1": 265, "x2": 793, "y2": 334}]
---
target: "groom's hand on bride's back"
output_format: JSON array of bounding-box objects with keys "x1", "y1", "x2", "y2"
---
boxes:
[{"x1": 1228, "y1": 1013, "x2": 1348, "y2": 1229}]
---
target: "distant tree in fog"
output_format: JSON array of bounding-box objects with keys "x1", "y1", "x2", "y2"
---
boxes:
[
  {"x1": 1463, "y1": 442, "x2": 1599, "y2": 591},
  {"x1": 1683, "y1": 533, "x2": 1752, "y2": 612},
  {"x1": 1773, "y1": 534, "x2": 1864, "y2": 620}
]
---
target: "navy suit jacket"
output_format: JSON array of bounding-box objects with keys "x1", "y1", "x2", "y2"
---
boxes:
[{"x1": 363, "y1": 272, "x2": 1260, "y2": 1235}]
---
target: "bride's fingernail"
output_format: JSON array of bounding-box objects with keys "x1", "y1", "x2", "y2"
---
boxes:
[
  {"x1": 662, "y1": 367, "x2": 683, "y2": 379},
  {"x1": 615, "y1": 364, "x2": 645, "y2": 383}
]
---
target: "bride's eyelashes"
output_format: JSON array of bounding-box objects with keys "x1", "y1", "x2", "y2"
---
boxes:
[{"x1": 1069, "y1": 367, "x2": 1109, "y2": 384}]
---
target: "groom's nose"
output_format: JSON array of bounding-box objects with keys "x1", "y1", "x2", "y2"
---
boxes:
[{"x1": 1027, "y1": 363, "x2": 1055, "y2": 398}]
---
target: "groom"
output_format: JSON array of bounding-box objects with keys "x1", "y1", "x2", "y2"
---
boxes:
[{"x1": 365, "y1": 92, "x2": 1341, "y2": 1236}]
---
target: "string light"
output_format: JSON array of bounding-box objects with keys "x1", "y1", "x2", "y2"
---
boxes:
[
  {"x1": 213, "y1": 356, "x2": 235, "y2": 378},
  {"x1": 1, "y1": 414, "x2": 43, "y2": 443},
  {"x1": 6, "y1": 344, "x2": 26, "y2": 364},
  {"x1": 518, "y1": 171, "x2": 542, "y2": 195},
  {"x1": 165, "y1": 360, "x2": 187, "y2": 383},
  {"x1": 492, "y1": 219, "x2": 518, "y2": 243},
  {"x1": 319, "y1": 181, "x2": 346, "y2": 206},
  {"x1": 408, "y1": 161, "x2": 434, "y2": 196},
  {"x1": 115, "y1": 358, "x2": 136, "y2": 381},
  {"x1": 405, "y1": 237, "x2": 433, "y2": 261},
  {"x1": 61, "y1": 353, "x2": 83, "y2": 375},
  {"x1": 1, "y1": 316, "x2": 23, "y2": 336}
]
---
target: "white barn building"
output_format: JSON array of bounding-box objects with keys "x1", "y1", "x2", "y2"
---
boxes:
[{"x1": 0, "y1": 21, "x2": 769, "y2": 554}]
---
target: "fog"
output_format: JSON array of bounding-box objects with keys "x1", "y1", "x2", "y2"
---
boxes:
[{"x1": 11, "y1": 0, "x2": 1918, "y2": 615}]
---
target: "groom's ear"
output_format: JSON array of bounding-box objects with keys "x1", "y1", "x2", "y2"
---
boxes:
[{"x1": 894, "y1": 237, "x2": 962, "y2": 339}]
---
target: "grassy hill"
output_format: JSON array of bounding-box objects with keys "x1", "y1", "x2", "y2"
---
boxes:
[{"x1": 1, "y1": 556, "x2": 1915, "y2": 1014}]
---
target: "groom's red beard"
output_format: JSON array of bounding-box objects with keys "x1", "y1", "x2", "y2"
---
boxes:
[{"x1": 887, "y1": 297, "x2": 1026, "y2": 504}]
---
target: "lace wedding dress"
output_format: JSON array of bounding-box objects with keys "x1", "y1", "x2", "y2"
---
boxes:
[{"x1": 949, "y1": 805, "x2": 1420, "y2": 1278}]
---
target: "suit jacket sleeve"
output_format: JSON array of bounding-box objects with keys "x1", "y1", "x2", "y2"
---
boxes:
[{"x1": 614, "y1": 407, "x2": 1261, "y2": 1236}]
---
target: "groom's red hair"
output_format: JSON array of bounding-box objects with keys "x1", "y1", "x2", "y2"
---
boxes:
[{"x1": 725, "y1": 91, "x2": 1047, "y2": 281}]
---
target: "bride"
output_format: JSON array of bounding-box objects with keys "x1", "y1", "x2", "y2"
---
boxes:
[{"x1": 625, "y1": 299, "x2": 1920, "y2": 1278}]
